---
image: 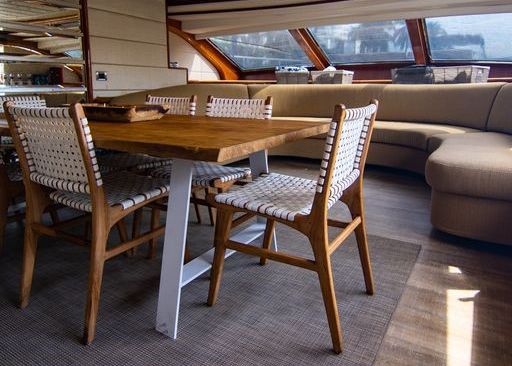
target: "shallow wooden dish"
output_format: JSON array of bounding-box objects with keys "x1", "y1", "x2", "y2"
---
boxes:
[{"x1": 82, "y1": 104, "x2": 168, "y2": 122}]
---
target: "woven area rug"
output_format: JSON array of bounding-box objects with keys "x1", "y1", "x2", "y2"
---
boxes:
[{"x1": 0, "y1": 215, "x2": 420, "y2": 366}]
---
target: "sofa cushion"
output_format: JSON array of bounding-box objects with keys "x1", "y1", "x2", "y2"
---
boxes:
[
  {"x1": 109, "y1": 84, "x2": 249, "y2": 115},
  {"x1": 378, "y1": 83, "x2": 504, "y2": 130},
  {"x1": 426, "y1": 132, "x2": 512, "y2": 201},
  {"x1": 372, "y1": 121, "x2": 478, "y2": 151},
  {"x1": 487, "y1": 83, "x2": 512, "y2": 134}
]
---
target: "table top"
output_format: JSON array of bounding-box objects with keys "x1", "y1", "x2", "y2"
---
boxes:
[
  {"x1": 0, "y1": 115, "x2": 330, "y2": 162},
  {"x1": 88, "y1": 115, "x2": 329, "y2": 162}
]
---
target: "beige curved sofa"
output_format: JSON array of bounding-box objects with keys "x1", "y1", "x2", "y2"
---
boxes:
[{"x1": 110, "y1": 83, "x2": 512, "y2": 245}]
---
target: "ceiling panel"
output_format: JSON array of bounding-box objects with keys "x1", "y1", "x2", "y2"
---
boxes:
[{"x1": 168, "y1": 0, "x2": 512, "y2": 38}]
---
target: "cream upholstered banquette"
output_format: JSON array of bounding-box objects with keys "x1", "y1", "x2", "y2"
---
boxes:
[{"x1": 110, "y1": 82, "x2": 512, "y2": 245}]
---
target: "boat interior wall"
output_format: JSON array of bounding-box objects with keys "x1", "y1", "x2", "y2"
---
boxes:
[
  {"x1": 168, "y1": 0, "x2": 512, "y2": 38},
  {"x1": 88, "y1": 0, "x2": 186, "y2": 98},
  {"x1": 168, "y1": 32, "x2": 220, "y2": 81}
]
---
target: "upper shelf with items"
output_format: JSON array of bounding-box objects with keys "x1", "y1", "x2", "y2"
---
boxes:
[{"x1": 0, "y1": 0, "x2": 85, "y2": 95}]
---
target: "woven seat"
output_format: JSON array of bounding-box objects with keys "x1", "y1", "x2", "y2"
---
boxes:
[
  {"x1": 150, "y1": 161, "x2": 251, "y2": 188},
  {"x1": 215, "y1": 173, "x2": 316, "y2": 221},
  {"x1": 207, "y1": 101, "x2": 379, "y2": 354},
  {"x1": 50, "y1": 171, "x2": 169, "y2": 212},
  {"x1": 97, "y1": 152, "x2": 172, "y2": 173}
]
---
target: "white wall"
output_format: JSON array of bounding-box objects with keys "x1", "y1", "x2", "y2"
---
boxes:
[
  {"x1": 168, "y1": 32, "x2": 219, "y2": 81},
  {"x1": 87, "y1": 0, "x2": 187, "y2": 98}
]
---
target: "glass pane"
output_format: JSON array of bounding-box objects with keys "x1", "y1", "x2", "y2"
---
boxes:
[
  {"x1": 426, "y1": 13, "x2": 512, "y2": 61},
  {"x1": 309, "y1": 20, "x2": 414, "y2": 64},
  {"x1": 209, "y1": 30, "x2": 311, "y2": 70}
]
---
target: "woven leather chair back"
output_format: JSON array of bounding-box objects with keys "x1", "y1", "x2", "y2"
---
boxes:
[
  {"x1": 3, "y1": 103, "x2": 101, "y2": 194},
  {"x1": 316, "y1": 102, "x2": 378, "y2": 209},
  {"x1": 146, "y1": 94, "x2": 197, "y2": 116},
  {"x1": 0, "y1": 96, "x2": 46, "y2": 113},
  {"x1": 205, "y1": 96, "x2": 272, "y2": 119}
]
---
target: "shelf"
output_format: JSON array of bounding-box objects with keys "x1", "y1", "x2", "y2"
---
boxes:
[
  {"x1": 0, "y1": 55, "x2": 84, "y2": 65},
  {"x1": 0, "y1": 85, "x2": 86, "y2": 94}
]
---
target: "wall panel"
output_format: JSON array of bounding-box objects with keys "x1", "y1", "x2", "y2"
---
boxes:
[
  {"x1": 168, "y1": 32, "x2": 219, "y2": 81},
  {"x1": 88, "y1": 0, "x2": 186, "y2": 98}
]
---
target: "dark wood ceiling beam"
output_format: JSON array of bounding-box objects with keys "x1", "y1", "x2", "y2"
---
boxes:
[
  {"x1": 405, "y1": 18, "x2": 428, "y2": 65},
  {"x1": 168, "y1": 20, "x2": 240, "y2": 80},
  {"x1": 289, "y1": 28, "x2": 329, "y2": 70}
]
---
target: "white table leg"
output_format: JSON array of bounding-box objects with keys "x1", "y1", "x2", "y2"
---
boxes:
[
  {"x1": 156, "y1": 158, "x2": 193, "y2": 338},
  {"x1": 156, "y1": 150, "x2": 276, "y2": 339},
  {"x1": 249, "y1": 150, "x2": 278, "y2": 251}
]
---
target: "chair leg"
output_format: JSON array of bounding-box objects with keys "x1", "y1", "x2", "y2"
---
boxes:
[
  {"x1": 207, "y1": 208, "x2": 233, "y2": 306},
  {"x1": 48, "y1": 207, "x2": 60, "y2": 225},
  {"x1": 83, "y1": 220, "x2": 108, "y2": 345},
  {"x1": 191, "y1": 190, "x2": 202, "y2": 224},
  {"x1": 116, "y1": 219, "x2": 128, "y2": 243},
  {"x1": 130, "y1": 209, "x2": 143, "y2": 256},
  {"x1": 206, "y1": 188, "x2": 216, "y2": 226},
  {"x1": 83, "y1": 219, "x2": 91, "y2": 242},
  {"x1": 148, "y1": 208, "x2": 160, "y2": 259},
  {"x1": 312, "y1": 234, "x2": 343, "y2": 354},
  {"x1": 0, "y1": 190, "x2": 8, "y2": 255},
  {"x1": 259, "y1": 219, "x2": 275, "y2": 265},
  {"x1": 350, "y1": 193, "x2": 375, "y2": 295},
  {"x1": 19, "y1": 225, "x2": 39, "y2": 309}
]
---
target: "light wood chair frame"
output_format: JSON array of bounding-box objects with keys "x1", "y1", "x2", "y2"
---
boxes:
[
  {"x1": 207, "y1": 100, "x2": 379, "y2": 354},
  {"x1": 4, "y1": 102, "x2": 168, "y2": 345}
]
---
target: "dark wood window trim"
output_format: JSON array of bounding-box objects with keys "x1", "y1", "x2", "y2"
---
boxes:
[
  {"x1": 167, "y1": 18, "x2": 240, "y2": 80},
  {"x1": 288, "y1": 29, "x2": 329, "y2": 70}
]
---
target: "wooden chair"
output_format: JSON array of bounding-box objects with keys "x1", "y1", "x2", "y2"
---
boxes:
[
  {"x1": 150, "y1": 95, "x2": 273, "y2": 225},
  {"x1": 4, "y1": 101, "x2": 169, "y2": 344},
  {"x1": 207, "y1": 100, "x2": 379, "y2": 354}
]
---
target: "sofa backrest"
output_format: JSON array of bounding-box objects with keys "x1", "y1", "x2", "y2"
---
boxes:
[
  {"x1": 249, "y1": 83, "x2": 505, "y2": 130},
  {"x1": 109, "y1": 84, "x2": 249, "y2": 115},
  {"x1": 487, "y1": 83, "x2": 512, "y2": 134},
  {"x1": 110, "y1": 82, "x2": 507, "y2": 131},
  {"x1": 248, "y1": 84, "x2": 384, "y2": 118},
  {"x1": 378, "y1": 83, "x2": 504, "y2": 130}
]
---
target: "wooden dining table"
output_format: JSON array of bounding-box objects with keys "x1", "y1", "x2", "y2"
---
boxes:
[{"x1": 0, "y1": 114, "x2": 331, "y2": 339}]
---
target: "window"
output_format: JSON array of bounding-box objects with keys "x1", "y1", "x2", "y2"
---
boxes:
[
  {"x1": 209, "y1": 30, "x2": 311, "y2": 70},
  {"x1": 64, "y1": 50, "x2": 83, "y2": 59},
  {"x1": 309, "y1": 20, "x2": 414, "y2": 64},
  {"x1": 425, "y1": 13, "x2": 512, "y2": 61}
]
